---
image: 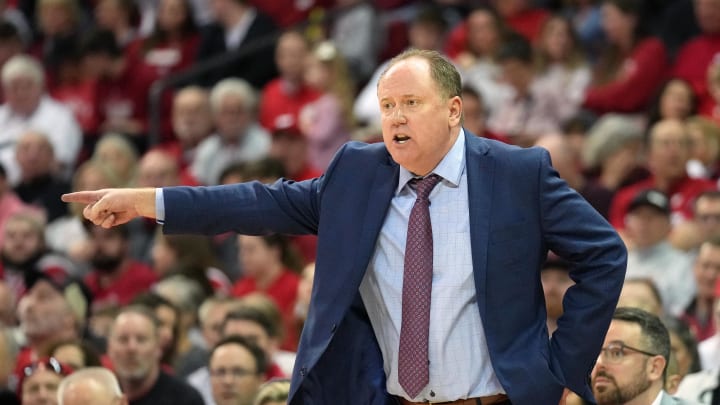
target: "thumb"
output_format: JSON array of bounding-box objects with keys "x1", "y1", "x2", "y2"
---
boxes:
[{"x1": 61, "y1": 190, "x2": 108, "y2": 204}]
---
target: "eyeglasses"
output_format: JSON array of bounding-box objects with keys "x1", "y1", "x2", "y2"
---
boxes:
[
  {"x1": 23, "y1": 357, "x2": 64, "y2": 377},
  {"x1": 598, "y1": 341, "x2": 660, "y2": 364},
  {"x1": 209, "y1": 367, "x2": 258, "y2": 379}
]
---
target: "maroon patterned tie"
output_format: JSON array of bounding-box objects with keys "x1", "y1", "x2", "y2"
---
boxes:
[{"x1": 398, "y1": 174, "x2": 442, "y2": 399}]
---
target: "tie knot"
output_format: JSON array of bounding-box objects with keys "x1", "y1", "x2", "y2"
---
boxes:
[{"x1": 411, "y1": 174, "x2": 442, "y2": 200}]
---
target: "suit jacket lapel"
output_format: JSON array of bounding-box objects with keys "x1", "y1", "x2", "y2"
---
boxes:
[{"x1": 465, "y1": 134, "x2": 493, "y2": 319}]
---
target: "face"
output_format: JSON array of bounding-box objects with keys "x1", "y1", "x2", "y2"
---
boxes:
[
  {"x1": 22, "y1": 367, "x2": 63, "y2": 405},
  {"x1": 39, "y1": 3, "x2": 72, "y2": 35},
  {"x1": 209, "y1": 343, "x2": 263, "y2": 405},
  {"x1": 2, "y1": 217, "x2": 43, "y2": 264},
  {"x1": 214, "y1": 94, "x2": 252, "y2": 141},
  {"x1": 95, "y1": 0, "x2": 122, "y2": 29},
  {"x1": 151, "y1": 237, "x2": 176, "y2": 276},
  {"x1": 16, "y1": 133, "x2": 53, "y2": 179},
  {"x1": 88, "y1": 226, "x2": 127, "y2": 272},
  {"x1": 542, "y1": 18, "x2": 572, "y2": 61},
  {"x1": 222, "y1": 319, "x2": 273, "y2": 356},
  {"x1": 137, "y1": 152, "x2": 178, "y2": 188},
  {"x1": 591, "y1": 320, "x2": 658, "y2": 405},
  {"x1": 238, "y1": 236, "x2": 281, "y2": 279},
  {"x1": 4, "y1": 76, "x2": 42, "y2": 115},
  {"x1": 154, "y1": 305, "x2": 177, "y2": 357},
  {"x1": 695, "y1": 0, "x2": 720, "y2": 34},
  {"x1": 466, "y1": 10, "x2": 499, "y2": 56},
  {"x1": 408, "y1": 22, "x2": 443, "y2": 51},
  {"x1": 694, "y1": 243, "x2": 720, "y2": 300},
  {"x1": 303, "y1": 55, "x2": 330, "y2": 92},
  {"x1": 94, "y1": 141, "x2": 135, "y2": 180},
  {"x1": 378, "y1": 57, "x2": 461, "y2": 176},
  {"x1": 158, "y1": 0, "x2": 187, "y2": 32},
  {"x1": 648, "y1": 120, "x2": 690, "y2": 182},
  {"x1": 270, "y1": 134, "x2": 306, "y2": 176},
  {"x1": 17, "y1": 281, "x2": 71, "y2": 339},
  {"x1": 107, "y1": 312, "x2": 161, "y2": 382},
  {"x1": 617, "y1": 281, "x2": 663, "y2": 316},
  {"x1": 601, "y1": 2, "x2": 636, "y2": 45},
  {"x1": 668, "y1": 331, "x2": 692, "y2": 377},
  {"x1": 52, "y1": 344, "x2": 85, "y2": 370},
  {"x1": 275, "y1": 33, "x2": 308, "y2": 83},
  {"x1": 202, "y1": 303, "x2": 231, "y2": 348},
  {"x1": 500, "y1": 59, "x2": 532, "y2": 92},
  {"x1": 687, "y1": 123, "x2": 718, "y2": 166},
  {"x1": 624, "y1": 206, "x2": 671, "y2": 249},
  {"x1": 172, "y1": 90, "x2": 212, "y2": 143},
  {"x1": 541, "y1": 268, "x2": 573, "y2": 319},
  {"x1": 695, "y1": 196, "x2": 720, "y2": 240},
  {"x1": 659, "y1": 80, "x2": 694, "y2": 121}
]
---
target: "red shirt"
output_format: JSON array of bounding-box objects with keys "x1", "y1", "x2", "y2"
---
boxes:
[
  {"x1": 259, "y1": 79, "x2": 321, "y2": 132},
  {"x1": 504, "y1": 8, "x2": 550, "y2": 43},
  {"x1": 609, "y1": 175, "x2": 716, "y2": 230},
  {"x1": 232, "y1": 270, "x2": 300, "y2": 351},
  {"x1": 672, "y1": 34, "x2": 720, "y2": 112},
  {"x1": 584, "y1": 38, "x2": 668, "y2": 114},
  {"x1": 93, "y1": 61, "x2": 156, "y2": 135},
  {"x1": 84, "y1": 260, "x2": 158, "y2": 312},
  {"x1": 50, "y1": 79, "x2": 98, "y2": 135}
]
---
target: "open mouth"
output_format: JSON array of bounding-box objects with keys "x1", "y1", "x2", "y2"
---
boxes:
[{"x1": 393, "y1": 134, "x2": 410, "y2": 144}]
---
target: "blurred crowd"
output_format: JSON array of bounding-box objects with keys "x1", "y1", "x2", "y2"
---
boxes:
[{"x1": 1, "y1": 0, "x2": 720, "y2": 403}]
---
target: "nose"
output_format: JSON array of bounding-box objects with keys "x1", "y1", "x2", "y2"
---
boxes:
[{"x1": 391, "y1": 107, "x2": 407, "y2": 125}]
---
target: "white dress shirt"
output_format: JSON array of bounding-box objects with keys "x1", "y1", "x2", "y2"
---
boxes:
[{"x1": 359, "y1": 130, "x2": 504, "y2": 402}]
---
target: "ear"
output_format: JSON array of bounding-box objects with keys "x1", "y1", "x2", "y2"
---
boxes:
[
  {"x1": 647, "y1": 355, "x2": 666, "y2": 381},
  {"x1": 448, "y1": 96, "x2": 462, "y2": 127},
  {"x1": 665, "y1": 373, "x2": 681, "y2": 395}
]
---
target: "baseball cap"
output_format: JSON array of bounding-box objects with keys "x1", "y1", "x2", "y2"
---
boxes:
[{"x1": 627, "y1": 189, "x2": 671, "y2": 216}]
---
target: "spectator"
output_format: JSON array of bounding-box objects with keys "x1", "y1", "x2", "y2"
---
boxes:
[
  {"x1": 195, "y1": 0, "x2": 277, "y2": 88},
  {"x1": 541, "y1": 254, "x2": 574, "y2": 335},
  {"x1": 44, "y1": 160, "x2": 116, "y2": 261},
  {"x1": 79, "y1": 30, "x2": 153, "y2": 143},
  {"x1": 491, "y1": 0, "x2": 550, "y2": 42},
  {"x1": 460, "y1": 86, "x2": 509, "y2": 143},
  {"x1": 252, "y1": 379, "x2": 290, "y2": 405},
  {"x1": 0, "y1": 327, "x2": 19, "y2": 404},
  {"x1": 647, "y1": 79, "x2": 698, "y2": 128},
  {"x1": 677, "y1": 300, "x2": 720, "y2": 401},
  {"x1": 233, "y1": 234, "x2": 301, "y2": 350},
  {"x1": 686, "y1": 116, "x2": 720, "y2": 181},
  {"x1": 0, "y1": 54, "x2": 81, "y2": 185},
  {"x1": 90, "y1": 134, "x2": 138, "y2": 188},
  {"x1": 705, "y1": 62, "x2": 720, "y2": 127},
  {"x1": 0, "y1": 280, "x2": 15, "y2": 326},
  {"x1": 682, "y1": 238, "x2": 720, "y2": 341},
  {"x1": 0, "y1": 163, "x2": 41, "y2": 246},
  {"x1": 581, "y1": 114, "x2": 645, "y2": 219},
  {"x1": 268, "y1": 129, "x2": 320, "y2": 182},
  {"x1": 192, "y1": 78, "x2": 270, "y2": 185},
  {"x1": 93, "y1": 0, "x2": 138, "y2": 49},
  {"x1": 106, "y1": 306, "x2": 203, "y2": 405},
  {"x1": 131, "y1": 292, "x2": 181, "y2": 368},
  {"x1": 299, "y1": 41, "x2": 354, "y2": 172},
  {"x1": 1, "y1": 213, "x2": 76, "y2": 298},
  {"x1": 16, "y1": 357, "x2": 72, "y2": 405},
  {"x1": 208, "y1": 336, "x2": 265, "y2": 405},
  {"x1": 623, "y1": 189, "x2": 695, "y2": 316},
  {"x1": 13, "y1": 131, "x2": 70, "y2": 222},
  {"x1": 48, "y1": 340, "x2": 101, "y2": 370},
  {"x1": 583, "y1": 0, "x2": 668, "y2": 113},
  {"x1": 163, "y1": 86, "x2": 212, "y2": 180},
  {"x1": 30, "y1": 0, "x2": 80, "y2": 85},
  {"x1": 673, "y1": 0, "x2": 720, "y2": 117},
  {"x1": 663, "y1": 316, "x2": 701, "y2": 379},
  {"x1": 487, "y1": 34, "x2": 565, "y2": 146},
  {"x1": 563, "y1": 0, "x2": 604, "y2": 57},
  {"x1": 534, "y1": 15, "x2": 591, "y2": 123},
  {"x1": 57, "y1": 367, "x2": 128, "y2": 405},
  {"x1": 618, "y1": 278, "x2": 664, "y2": 317},
  {"x1": 591, "y1": 307, "x2": 680, "y2": 405},
  {"x1": 329, "y1": 0, "x2": 380, "y2": 83},
  {"x1": 609, "y1": 119, "x2": 716, "y2": 231},
  {"x1": 0, "y1": 22, "x2": 25, "y2": 81},
  {"x1": 82, "y1": 223, "x2": 157, "y2": 313},
  {"x1": 258, "y1": 30, "x2": 319, "y2": 135}
]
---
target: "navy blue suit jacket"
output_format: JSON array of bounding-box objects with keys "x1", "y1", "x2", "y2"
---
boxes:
[{"x1": 163, "y1": 134, "x2": 627, "y2": 404}]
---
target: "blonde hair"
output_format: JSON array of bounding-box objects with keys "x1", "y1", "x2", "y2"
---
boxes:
[
  {"x1": 311, "y1": 41, "x2": 356, "y2": 129},
  {"x1": 252, "y1": 379, "x2": 291, "y2": 405},
  {"x1": 1, "y1": 54, "x2": 44, "y2": 87},
  {"x1": 92, "y1": 133, "x2": 139, "y2": 187}
]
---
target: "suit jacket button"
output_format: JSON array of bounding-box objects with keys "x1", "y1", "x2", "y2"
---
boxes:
[{"x1": 300, "y1": 367, "x2": 307, "y2": 376}]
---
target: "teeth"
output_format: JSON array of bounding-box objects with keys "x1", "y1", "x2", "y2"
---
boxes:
[{"x1": 397, "y1": 139, "x2": 409, "y2": 144}]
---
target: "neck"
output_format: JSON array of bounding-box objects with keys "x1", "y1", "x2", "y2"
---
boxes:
[
  {"x1": 27, "y1": 329, "x2": 76, "y2": 355},
  {"x1": 255, "y1": 263, "x2": 282, "y2": 289},
  {"x1": 223, "y1": 6, "x2": 247, "y2": 28},
  {"x1": 625, "y1": 384, "x2": 662, "y2": 405},
  {"x1": 122, "y1": 367, "x2": 159, "y2": 401}
]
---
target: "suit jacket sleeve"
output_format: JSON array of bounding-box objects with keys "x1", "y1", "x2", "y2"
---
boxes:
[{"x1": 538, "y1": 148, "x2": 628, "y2": 395}]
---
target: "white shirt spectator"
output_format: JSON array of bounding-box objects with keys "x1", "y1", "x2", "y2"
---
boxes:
[{"x1": 0, "y1": 95, "x2": 81, "y2": 185}]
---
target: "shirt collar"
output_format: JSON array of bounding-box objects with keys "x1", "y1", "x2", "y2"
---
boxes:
[{"x1": 396, "y1": 128, "x2": 466, "y2": 194}]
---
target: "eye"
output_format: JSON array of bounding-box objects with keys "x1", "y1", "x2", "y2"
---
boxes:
[
  {"x1": 609, "y1": 347, "x2": 623, "y2": 360},
  {"x1": 406, "y1": 99, "x2": 418, "y2": 106},
  {"x1": 382, "y1": 102, "x2": 393, "y2": 110}
]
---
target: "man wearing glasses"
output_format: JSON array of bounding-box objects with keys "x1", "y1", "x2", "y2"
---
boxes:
[
  {"x1": 592, "y1": 307, "x2": 694, "y2": 405},
  {"x1": 208, "y1": 336, "x2": 266, "y2": 405}
]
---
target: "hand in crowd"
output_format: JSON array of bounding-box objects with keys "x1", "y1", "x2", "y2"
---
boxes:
[{"x1": 61, "y1": 188, "x2": 156, "y2": 228}]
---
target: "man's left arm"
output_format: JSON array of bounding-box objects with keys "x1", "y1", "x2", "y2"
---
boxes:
[{"x1": 537, "y1": 149, "x2": 627, "y2": 396}]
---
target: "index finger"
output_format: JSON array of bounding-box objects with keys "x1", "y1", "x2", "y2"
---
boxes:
[{"x1": 61, "y1": 190, "x2": 106, "y2": 204}]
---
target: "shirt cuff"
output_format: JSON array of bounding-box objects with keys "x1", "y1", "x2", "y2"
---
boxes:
[{"x1": 155, "y1": 188, "x2": 165, "y2": 225}]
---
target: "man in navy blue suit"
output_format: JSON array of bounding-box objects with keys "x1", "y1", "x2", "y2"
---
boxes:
[{"x1": 64, "y1": 49, "x2": 627, "y2": 405}]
